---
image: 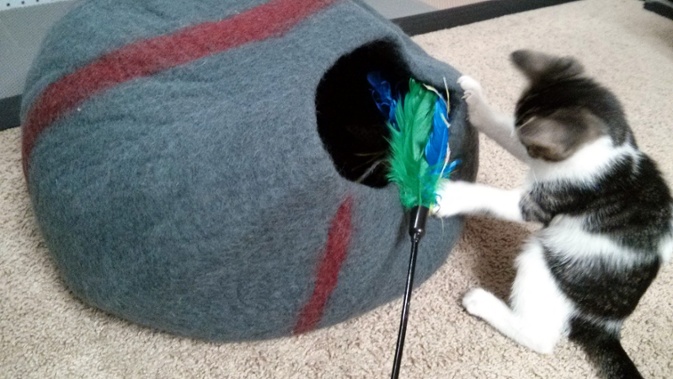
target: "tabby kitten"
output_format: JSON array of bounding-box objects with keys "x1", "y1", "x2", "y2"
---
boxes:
[{"x1": 434, "y1": 50, "x2": 673, "y2": 379}]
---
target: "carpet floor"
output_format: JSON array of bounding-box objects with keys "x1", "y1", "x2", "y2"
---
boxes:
[{"x1": 1, "y1": 0, "x2": 672, "y2": 377}]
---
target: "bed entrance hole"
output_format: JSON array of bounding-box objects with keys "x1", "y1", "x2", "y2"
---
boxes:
[{"x1": 316, "y1": 40, "x2": 412, "y2": 188}]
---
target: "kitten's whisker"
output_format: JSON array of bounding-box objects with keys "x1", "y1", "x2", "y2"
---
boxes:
[
  {"x1": 352, "y1": 151, "x2": 386, "y2": 170},
  {"x1": 355, "y1": 158, "x2": 386, "y2": 183},
  {"x1": 354, "y1": 151, "x2": 387, "y2": 158}
]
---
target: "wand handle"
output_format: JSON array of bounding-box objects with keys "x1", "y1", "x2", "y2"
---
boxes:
[
  {"x1": 408, "y1": 206, "x2": 428, "y2": 238},
  {"x1": 391, "y1": 206, "x2": 428, "y2": 379}
]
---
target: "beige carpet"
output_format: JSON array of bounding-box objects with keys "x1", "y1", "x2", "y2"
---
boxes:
[{"x1": 2, "y1": 0, "x2": 672, "y2": 377}]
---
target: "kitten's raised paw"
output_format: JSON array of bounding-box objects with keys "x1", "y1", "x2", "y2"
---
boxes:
[
  {"x1": 457, "y1": 75, "x2": 492, "y2": 128},
  {"x1": 462, "y1": 288, "x2": 499, "y2": 319},
  {"x1": 458, "y1": 75, "x2": 484, "y2": 104}
]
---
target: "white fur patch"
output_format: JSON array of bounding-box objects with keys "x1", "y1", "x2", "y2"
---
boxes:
[
  {"x1": 540, "y1": 216, "x2": 657, "y2": 267},
  {"x1": 463, "y1": 239, "x2": 574, "y2": 354},
  {"x1": 511, "y1": 240, "x2": 575, "y2": 349},
  {"x1": 527, "y1": 136, "x2": 639, "y2": 185},
  {"x1": 661, "y1": 216, "x2": 673, "y2": 263}
]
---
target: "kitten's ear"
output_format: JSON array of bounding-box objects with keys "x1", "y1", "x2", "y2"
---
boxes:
[{"x1": 511, "y1": 49, "x2": 584, "y2": 81}]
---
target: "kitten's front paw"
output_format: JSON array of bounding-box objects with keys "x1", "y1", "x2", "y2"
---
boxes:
[
  {"x1": 458, "y1": 75, "x2": 485, "y2": 105},
  {"x1": 458, "y1": 75, "x2": 492, "y2": 128},
  {"x1": 462, "y1": 288, "x2": 499, "y2": 319},
  {"x1": 432, "y1": 180, "x2": 473, "y2": 218}
]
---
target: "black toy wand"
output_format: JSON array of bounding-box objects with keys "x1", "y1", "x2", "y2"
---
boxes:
[
  {"x1": 367, "y1": 74, "x2": 457, "y2": 378},
  {"x1": 390, "y1": 206, "x2": 428, "y2": 379}
]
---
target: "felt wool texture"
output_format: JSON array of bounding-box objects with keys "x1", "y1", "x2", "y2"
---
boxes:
[{"x1": 21, "y1": 0, "x2": 478, "y2": 341}]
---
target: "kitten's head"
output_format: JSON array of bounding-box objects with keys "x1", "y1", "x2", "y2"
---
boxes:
[{"x1": 511, "y1": 50, "x2": 632, "y2": 162}]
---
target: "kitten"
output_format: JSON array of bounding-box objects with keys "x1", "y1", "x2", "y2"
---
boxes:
[{"x1": 434, "y1": 50, "x2": 673, "y2": 379}]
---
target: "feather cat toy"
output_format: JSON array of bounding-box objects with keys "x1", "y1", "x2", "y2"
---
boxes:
[{"x1": 368, "y1": 73, "x2": 458, "y2": 378}]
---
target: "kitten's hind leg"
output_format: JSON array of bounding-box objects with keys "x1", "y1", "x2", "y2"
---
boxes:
[
  {"x1": 458, "y1": 76, "x2": 530, "y2": 162},
  {"x1": 462, "y1": 240, "x2": 573, "y2": 354}
]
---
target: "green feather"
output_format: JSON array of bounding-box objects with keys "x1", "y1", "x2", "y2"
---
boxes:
[{"x1": 386, "y1": 79, "x2": 441, "y2": 209}]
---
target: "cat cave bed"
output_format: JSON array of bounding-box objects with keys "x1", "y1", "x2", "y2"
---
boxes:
[{"x1": 21, "y1": 0, "x2": 477, "y2": 341}]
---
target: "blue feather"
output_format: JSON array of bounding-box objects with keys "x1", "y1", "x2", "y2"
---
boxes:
[
  {"x1": 424, "y1": 96, "x2": 451, "y2": 178},
  {"x1": 367, "y1": 72, "x2": 398, "y2": 128}
]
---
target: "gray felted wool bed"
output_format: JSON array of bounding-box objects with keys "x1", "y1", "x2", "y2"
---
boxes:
[{"x1": 21, "y1": 0, "x2": 478, "y2": 341}]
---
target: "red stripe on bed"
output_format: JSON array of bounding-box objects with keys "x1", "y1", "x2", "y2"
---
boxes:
[
  {"x1": 21, "y1": 0, "x2": 338, "y2": 177},
  {"x1": 294, "y1": 196, "x2": 354, "y2": 335}
]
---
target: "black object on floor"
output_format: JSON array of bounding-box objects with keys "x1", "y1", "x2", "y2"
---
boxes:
[
  {"x1": 644, "y1": 0, "x2": 673, "y2": 20},
  {"x1": 0, "y1": 95, "x2": 21, "y2": 131},
  {"x1": 393, "y1": 0, "x2": 582, "y2": 36}
]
